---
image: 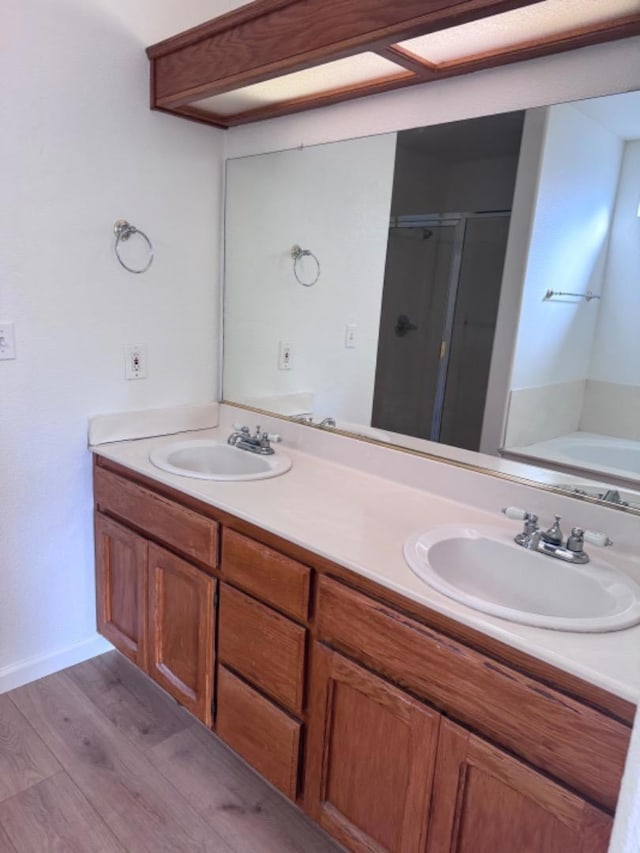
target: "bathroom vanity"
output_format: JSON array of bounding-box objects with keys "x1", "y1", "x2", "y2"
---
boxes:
[{"x1": 91, "y1": 422, "x2": 638, "y2": 853}]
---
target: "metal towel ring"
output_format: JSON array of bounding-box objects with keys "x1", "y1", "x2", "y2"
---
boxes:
[
  {"x1": 291, "y1": 244, "x2": 320, "y2": 287},
  {"x1": 114, "y1": 220, "x2": 154, "y2": 274}
]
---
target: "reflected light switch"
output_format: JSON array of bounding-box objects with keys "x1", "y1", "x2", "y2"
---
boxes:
[
  {"x1": 0, "y1": 322, "x2": 16, "y2": 360},
  {"x1": 345, "y1": 324, "x2": 357, "y2": 348}
]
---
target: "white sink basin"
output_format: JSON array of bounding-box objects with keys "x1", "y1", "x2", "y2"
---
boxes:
[
  {"x1": 404, "y1": 524, "x2": 640, "y2": 632},
  {"x1": 149, "y1": 439, "x2": 292, "y2": 481}
]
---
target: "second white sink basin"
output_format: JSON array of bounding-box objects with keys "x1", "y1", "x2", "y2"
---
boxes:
[
  {"x1": 404, "y1": 524, "x2": 640, "y2": 632},
  {"x1": 149, "y1": 439, "x2": 292, "y2": 481}
]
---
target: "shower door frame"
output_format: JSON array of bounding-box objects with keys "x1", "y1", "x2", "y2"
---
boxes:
[{"x1": 388, "y1": 209, "x2": 511, "y2": 442}]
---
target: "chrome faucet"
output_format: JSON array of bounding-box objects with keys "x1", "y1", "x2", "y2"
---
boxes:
[
  {"x1": 502, "y1": 507, "x2": 613, "y2": 564},
  {"x1": 513, "y1": 512, "x2": 540, "y2": 550},
  {"x1": 291, "y1": 415, "x2": 336, "y2": 428},
  {"x1": 227, "y1": 424, "x2": 282, "y2": 456},
  {"x1": 599, "y1": 489, "x2": 627, "y2": 506}
]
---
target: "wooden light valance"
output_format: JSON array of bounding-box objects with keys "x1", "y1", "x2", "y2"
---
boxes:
[{"x1": 146, "y1": 0, "x2": 640, "y2": 128}]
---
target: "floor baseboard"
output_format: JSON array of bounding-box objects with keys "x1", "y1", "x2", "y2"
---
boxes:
[{"x1": 0, "y1": 634, "x2": 113, "y2": 694}]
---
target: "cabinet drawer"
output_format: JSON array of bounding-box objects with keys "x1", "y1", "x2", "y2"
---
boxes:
[
  {"x1": 218, "y1": 583, "x2": 306, "y2": 715},
  {"x1": 222, "y1": 529, "x2": 310, "y2": 622},
  {"x1": 216, "y1": 666, "x2": 301, "y2": 800},
  {"x1": 94, "y1": 467, "x2": 218, "y2": 570},
  {"x1": 316, "y1": 576, "x2": 629, "y2": 811}
]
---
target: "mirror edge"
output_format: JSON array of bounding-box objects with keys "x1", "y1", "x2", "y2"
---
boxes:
[{"x1": 221, "y1": 400, "x2": 640, "y2": 517}]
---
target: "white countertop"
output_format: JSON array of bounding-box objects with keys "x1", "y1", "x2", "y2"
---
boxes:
[{"x1": 91, "y1": 424, "x2": 640, "y2": 705}]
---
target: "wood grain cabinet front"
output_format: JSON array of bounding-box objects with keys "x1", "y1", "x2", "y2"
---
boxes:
[
  {"x1": 222, "y1": 528, "x2": 311, "y2": 622},
  {"x1": 305, "y1": 643, "x2": 613, "y2": 853},
  {"x1": 95, "y1": 513, "x2": 148, "y2": 670},
  {"x1": 147, "y1": 543, "x2": 215, "y2": 726},
  {"x1": 305, "y1": 644, "x2": 440, "y2": 853},
  {"x1": 95, "y1": 466, "x2": 219, "y2": 571},
  {"x1": 426, "y1": 719, "x2": 612, "y2": 853},
  {"x1": 218, "y1": 582, "x2": 306, "y2": 715},
  {"x1": 216, "y1": 666, "x2": 302, "y2": 800},
  {"x1": 315, "y1": 575, "x2": 629, "y2": 812},
  {"x1": 94, "y1": 506, "x2": 216, "y2": 727}
]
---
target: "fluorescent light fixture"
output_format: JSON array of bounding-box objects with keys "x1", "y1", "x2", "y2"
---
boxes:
[
  {"x1": 398, "y1": 0, "x2": 640, "y2": 66},
  {"x1": 192, "y1": 53, "x2": 407, "y2": 117}
]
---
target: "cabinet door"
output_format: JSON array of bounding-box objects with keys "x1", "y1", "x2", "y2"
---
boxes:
[
  {"x1": 427, "y1": 719, "x2": 612, "y2": 853},
  {"x1": 305, "y1": 644, "x2": 440, "y2": 853},
  {"x1": 95, "y1": 513, "x2": 148, "y2": 669},
  {"x1": 148, "y1": 543, "x2": 215, "y2": 725}
]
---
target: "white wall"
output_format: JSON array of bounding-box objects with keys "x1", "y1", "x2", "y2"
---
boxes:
[
  {"x1": 0, "y1": 0, "x2": 223, "y2": 690},
  {"x1": 577, "y1": 139, "x2": 640, "y2": 441},
  {"x1": 509, "y1": 102, "x2": 623, "y2": 391},
  {"x1": 224, "y1": 134, "x2": 396, "y2": 424},
  {"x1": 481, "y1": 108, "x2": 548, "y2": 454},
  {"x1": 590, "y1": 139, "x2": 640, "y2": 385}
]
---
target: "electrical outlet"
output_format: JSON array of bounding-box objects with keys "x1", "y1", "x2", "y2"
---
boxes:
[
  {"x1": 0, "y1": 322, "x2": 16, "y2": 360},
  {"x1": 125, "y1": 343, "x2": 147, "y2": 379},
  {"x1": 345, "y1": 323, "x2": 357, "y2": 349},
  {"x1": 278, "y1": 341, "x2": 292, "y2": 370}
]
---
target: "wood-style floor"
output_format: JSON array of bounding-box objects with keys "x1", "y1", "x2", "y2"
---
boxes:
[{"x1": 0, "y1": 651, "x2": 340, "y2": 852}]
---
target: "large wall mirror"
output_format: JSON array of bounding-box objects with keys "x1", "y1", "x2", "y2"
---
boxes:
[{"x1": 223, "y1": 88, "x2": 640, "y2": 512}]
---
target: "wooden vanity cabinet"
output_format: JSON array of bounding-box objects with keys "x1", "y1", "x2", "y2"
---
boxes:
[
  {"x1": 95, "y1": 510, "x2": 216, "y2": 725},
  {"x1": 306, "y1": 576, "x2": 620, "y2": 853},
  {"x1": 306, "y1": 639, "x2": 613, "y2": 853},
  {"x1": 94, "y1": 464, "x2": 218, "y2": 726},
  {"x1": 93, "y1": 460, "x2": 632, "y2": 853}
]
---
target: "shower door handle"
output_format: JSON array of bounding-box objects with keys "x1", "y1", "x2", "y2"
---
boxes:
[{"x1": 395, "y1": 314, "x2": 418, "y2": 337}]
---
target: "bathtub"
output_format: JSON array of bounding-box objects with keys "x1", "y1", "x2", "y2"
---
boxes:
[
  {"x1": 500, "y1": 432, "x2": 640, "y2": 487},
  {"x1": 560, "y1": 437, "x2": 640, "y2": 475}
]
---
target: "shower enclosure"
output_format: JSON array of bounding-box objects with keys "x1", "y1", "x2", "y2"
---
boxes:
[{"x1": 372, "y1": 211, "x2": 511, "y2": 452}]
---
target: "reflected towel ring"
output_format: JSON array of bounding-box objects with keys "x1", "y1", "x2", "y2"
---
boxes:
[
  {"x1": 291, "y1": 244, "x2": 320, "y2": 287},
  {"x1": 114, "y1": 219, "x2": 154, "y2": 274}
]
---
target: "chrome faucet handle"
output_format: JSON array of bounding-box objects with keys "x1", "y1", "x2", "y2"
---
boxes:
[
  {"x1": 584, "y1": 530, "x2": 614, "y2": 547},
  {"x1": 566, "y1": 527, "x2": 585, "y2": 554},
  {"x1": 502, "y1": 506, "x2": 530, "y2": 521},
  {"x1": 541, "y1": 515, "x2": 563, "y2": 546},
  {"x1": 502, "y1": 507, "x2": 538, "y2": 526},
  {"x1": 264, "y1": 433, "x2": 282, "y2": 443},
  {"x1": 502, "y1": 507, "x2": 539, "y2": 547},
  {"x1": 232, "y1": 423, "x2": 250, "y2": 433}
]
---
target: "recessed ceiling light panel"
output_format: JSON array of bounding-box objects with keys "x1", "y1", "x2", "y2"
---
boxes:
[
  {"x1": 398, "y1": 0, "x2": 640, "y2": 66},
  {"x1": 192, "y1": 53, "x2": 408, "y2": 117}
]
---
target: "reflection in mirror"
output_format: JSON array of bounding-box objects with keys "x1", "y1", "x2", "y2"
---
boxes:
[
  {"x1": 371, "y1": 112, "x2": 523, "y2": 450},
  {"x1": 223, "y1": 90, "x2": 640, "y2": 506}
]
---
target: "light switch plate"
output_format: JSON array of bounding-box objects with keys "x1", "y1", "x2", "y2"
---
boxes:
[
  {"x1": 125, "y1": 343, "x2": 148, "y2": 379},
  {"x1": 345, "y1": 323, "x2": 357, "y2": 348},
  {"x1": 0, "y1": 322, "x2": 16, "y2": 360},
  {"x1": 278, "y1": 341, "x2": 292, "y2": 370}
]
